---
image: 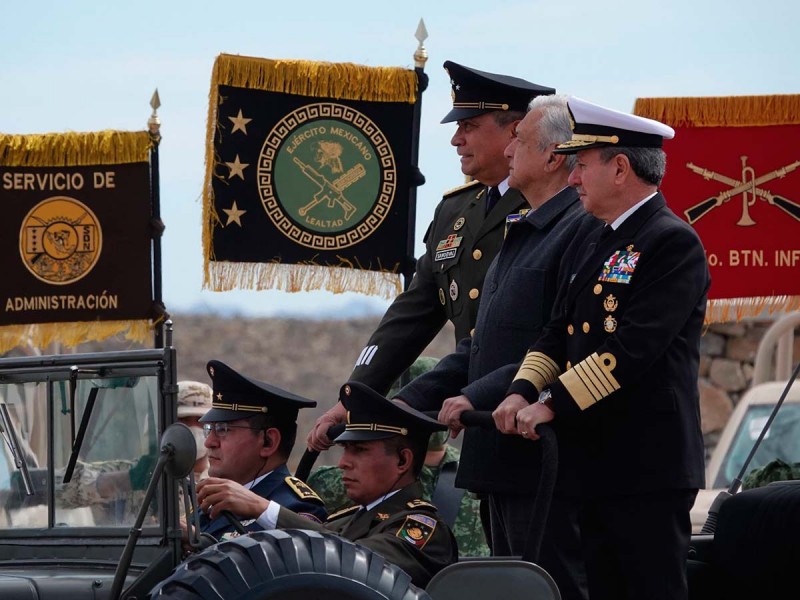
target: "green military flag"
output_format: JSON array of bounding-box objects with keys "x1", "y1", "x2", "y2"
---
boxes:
[{"x1": 203, "y1": 54, "x2": 423, "y2": 298}]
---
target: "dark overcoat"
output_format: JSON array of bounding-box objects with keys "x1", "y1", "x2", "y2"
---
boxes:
[{"x1": 398, "y1": 187, "x2": 598, "y2": 494}]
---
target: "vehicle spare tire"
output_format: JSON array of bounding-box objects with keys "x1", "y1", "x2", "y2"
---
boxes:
[{"x1": 150, "y1": 528, "x2": 432, "y2": 600}]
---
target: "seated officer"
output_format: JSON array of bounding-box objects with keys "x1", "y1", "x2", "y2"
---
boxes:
[
  {"x1": 197, "y1": 381, "x2": 458, "y2": 588},
  {"x1": 194, "y1": 360, "x2": 327, "y2": 539},
  {"x1": 309, "y1": 356, "x2": 490, "y2": 556}
]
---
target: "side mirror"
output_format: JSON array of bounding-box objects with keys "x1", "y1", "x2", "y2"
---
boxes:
[{"x1": 161, "y1": 423, "x2": 197, "y2": 480}]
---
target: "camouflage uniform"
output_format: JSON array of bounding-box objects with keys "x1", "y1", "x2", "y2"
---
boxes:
[
  {"x1": 57, "y1": 459, "x2": 153, "y2": 525},
  {"x1": 308, "y1": 444, "x2": 489, "y2": 557},
  {"x1": 742, "y1": 458, "x2": 800, "y2": 490}
]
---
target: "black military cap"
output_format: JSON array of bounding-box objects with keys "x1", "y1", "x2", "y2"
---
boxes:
[
  {"x1": 334, "y1": 381, "x2": 446, "y2": 443},
  {"x1": 554, "y1": 96, "x2": 675, "y2": 154},
  {"x1": 199, "y1": 360, "x2": 316, "y2": 423},
  {"x1": 441, "y1": 60, "x2": 556, "y2": 124}
]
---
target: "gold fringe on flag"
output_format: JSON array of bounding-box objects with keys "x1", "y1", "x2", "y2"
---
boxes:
[
  {"x1": 634, "y1": 94, "x2": 800, "y2": 128},
  {"x1": 211, "y1": 54, "x2": 418, "y2": 104},
  {"x1": 208, "y1": 261, "x2": 402, "y2": 299},
  {"x1": 706, "y1": 296, "x2": 800, "y2": 325},
  {"x1": 0, "y1": 129, "x2": 155, "y2": 353},
  {"x1": 0, "y1": 130, "x2": 152, "y2": 166},
  {"x1": 0, "y1": 320, "x2": 153, "y2": 355},
  {"x1": 202, "y1": 54, "x2": 414, "y2": 297}
]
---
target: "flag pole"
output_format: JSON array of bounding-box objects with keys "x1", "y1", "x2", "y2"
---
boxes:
[
  {"x1": 399, "y1": 19, "x2": 429, "y2": 388},
  {"x1": 148, "y1": 89, "x2": 167, "y2": 349}
]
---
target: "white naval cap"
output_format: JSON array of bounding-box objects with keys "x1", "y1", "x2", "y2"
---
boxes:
[{"x1": 555, "y1": 96, "x2": 675, "y2": 154}]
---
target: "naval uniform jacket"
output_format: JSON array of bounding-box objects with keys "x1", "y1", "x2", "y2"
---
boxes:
[
  {"x1": 277, "y1": 481, "x2": 458, "y2": 588},
  {"x1": 349, "y1": 182, "x2": 528, "y2": 395},
  {"x1": 508, "y1": 193, "x2": 709, "y2": 497},
  {"x1": 200, "y1": 463, "x2": 327, "y2": 539},
  {"x1": 397, "y1": 188, "x2": 599, "y2": 495}
]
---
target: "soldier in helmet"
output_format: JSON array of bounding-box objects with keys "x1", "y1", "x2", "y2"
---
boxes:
[{"x1": 198, "y1": 381, "x2": 458, "y2": 588}]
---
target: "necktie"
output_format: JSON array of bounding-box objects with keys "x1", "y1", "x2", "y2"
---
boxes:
[
  {"x1": 598, "y1": 224, "x2": 613, "y2": 241},
  {"x1": 485, "y1": 186, "x2": 501, "y2": 215}
]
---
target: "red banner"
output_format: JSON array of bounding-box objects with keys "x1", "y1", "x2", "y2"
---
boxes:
[{"x1": 634, "y1": 95, "x2": 800, "y2": 322}]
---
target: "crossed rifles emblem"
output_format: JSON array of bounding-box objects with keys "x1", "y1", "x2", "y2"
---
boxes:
[{"x1": 684, "y1": 156, "x2": 800, "y2": 226}]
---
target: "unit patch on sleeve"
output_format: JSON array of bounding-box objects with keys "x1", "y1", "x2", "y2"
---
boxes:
[
  {"x1": 598, "y1": 249, "x2": 641, "y2": 283},
  {"x1": 396, "y1": 514, "x2": 437, "y2": 549}
]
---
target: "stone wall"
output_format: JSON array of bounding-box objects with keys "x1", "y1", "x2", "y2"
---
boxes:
[{"x1": 699, "y1": 319, "x2": 799, "y2": 461}]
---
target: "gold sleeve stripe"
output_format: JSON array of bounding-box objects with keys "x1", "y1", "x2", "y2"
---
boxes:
[
  {"x1": 584, "y1": 355, "x2": 618, "y2": 396},
  {"x1": 560, "y1": 352, "x2": 621, "y2": 411},
  {"x1": 513, "y1": 352, "x2": 561, "y2": 391}
]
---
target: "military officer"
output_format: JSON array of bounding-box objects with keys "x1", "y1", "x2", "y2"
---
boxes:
[
  {"x1": 308, "y1": 357, "x2": 490, "y2": 557},
  {"x1": 507, "y1": 97, "x2": 710, "y2": 600},
  {"x1": 198, "y1": 381, "x2": 458, "y2": 588},
  {"x1": 395, "y1": 95, "x2": 595, "y2": 600},
  {"x1": 308, "y1": 61, "x2": 555, "y2": 452},
  {"x1": 194, "y1": 360, "x2": 326, "y2": 540}
]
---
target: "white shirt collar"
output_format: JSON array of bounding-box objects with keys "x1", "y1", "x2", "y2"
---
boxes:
[
  {"x1": 609, "y1": 191, "x2": 657, "y2": 230},
  {"x1": 496, "y1": 176, "x2": 510, "y2": 197},
  {"x1": 364, "y1": 488, "x2": 401, "y2": 511},
  {"x1": 243, "y1": 469, "x2": 272, "y2": 490}
]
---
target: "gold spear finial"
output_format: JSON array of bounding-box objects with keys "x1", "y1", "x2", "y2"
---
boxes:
[
  {"x1": 414, "y1": 18, "x2": 428, "y2": 68},
  {"x1": 148, "y1": 88, "x2": 161, "y2": 141}
]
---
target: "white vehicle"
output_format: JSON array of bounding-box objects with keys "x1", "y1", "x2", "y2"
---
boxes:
[{"x1": 691, "y1": 312, "x2": 800, "y2": 533}]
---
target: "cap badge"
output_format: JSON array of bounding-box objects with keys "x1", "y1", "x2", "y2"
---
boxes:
[{"x1": 344, "y1": 385, "x2": 351, "y2": 396}]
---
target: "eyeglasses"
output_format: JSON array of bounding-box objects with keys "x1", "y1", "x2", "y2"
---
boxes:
[{"x1": 202, "y1": 422, "x2": 259, "y2": 439}]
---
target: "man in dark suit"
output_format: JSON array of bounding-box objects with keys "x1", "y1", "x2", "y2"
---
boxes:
[
  {"x1": 393, "y1": 95, "x2": 596, "y2": 600},
  {"x1": 307, "y1": 61, "x2": 555, "y2": 451},
  {"x1": 507, "y1": 96, "x2": 710, "y2": 600},
  {"x1": 198, "y1": 381, "x2": 458, "y2": 588},
  {"x1": 194, "y1": 360, "x2": 326, "y2": 540}
]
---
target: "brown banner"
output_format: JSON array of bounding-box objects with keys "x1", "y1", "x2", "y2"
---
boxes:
[{"x1": 0, "y1": 131, "x2": 156, "y2": 351}]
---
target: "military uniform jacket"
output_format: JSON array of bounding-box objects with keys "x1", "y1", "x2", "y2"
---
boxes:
[
  {"x1": 277, "y1": 481, "x2": 458, "y2": 588},
  {"x1": 349, "y1": 182, "x2": 528, "y2": 395},
  {"x1": 508, "y1": 193, "x2": 709, "y2": 497},
  {"x1": 308, "y1": 446, "x2": 489, "y2": 557},
  {"x1": 398, "y1": 188, "x2": 599, "y2": 494},
  {"x1": 201, "y1": 463, "x2": 327, "y2": 538}
]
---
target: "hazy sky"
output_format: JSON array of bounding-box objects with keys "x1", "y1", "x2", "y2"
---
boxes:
[{"x1": 3, "y1": 0, "x2": 797, "y2": 318}]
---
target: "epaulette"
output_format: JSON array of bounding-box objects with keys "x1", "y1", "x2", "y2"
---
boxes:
[
  {"x1": 325, "y1": 504, "x2": 361, "y2": 522},
  {"x1": 442, "y1": 179, "x2": 482, "y2": 199},
  {"x1": 406, "y1": 498, "x2": 437, "y2": 511},
  {"x1": 284, "y1": 476, "x2": 324, "y2": 504}
]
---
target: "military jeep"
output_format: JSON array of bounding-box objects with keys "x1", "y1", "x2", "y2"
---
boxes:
[
  {"x1": 1, "y1": 323, "x2": 798, "y2": 600},
  {"x1": 0, "y1": 338, "x2": 183, "y2": 599}
]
